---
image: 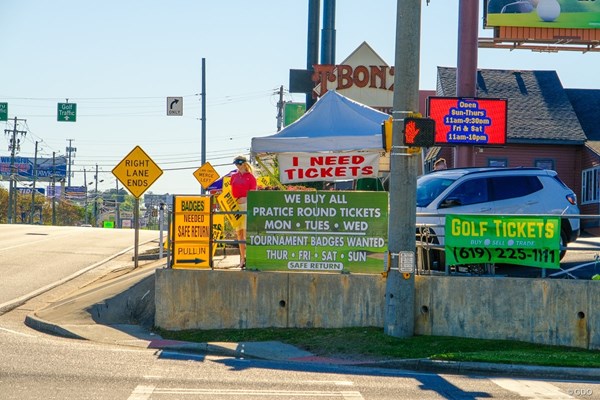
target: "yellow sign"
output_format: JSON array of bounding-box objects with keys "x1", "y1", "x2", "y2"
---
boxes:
[
  {"x1": 216, "y1": 176, "x2": 243, "y2": 230},
  {"x1": 172, "y1": 195, "x2": 212, "y2": 269},
  {"x1": 112, "y1": 146, "x2": 163, "y2": 198},
  {"x1": 193, "y1": 162, "x2": 220, "y2": 190},
  {"x1": 211, "y1": 214, "x2": 224, "y2": 257}
]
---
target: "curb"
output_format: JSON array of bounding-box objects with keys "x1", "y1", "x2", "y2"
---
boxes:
[
  {"x1": 24, "y1": 314, "x2": 86, "y2": 341},
  {"x1": 360, "y1": 358, "x2": 600, "y2": 380}
]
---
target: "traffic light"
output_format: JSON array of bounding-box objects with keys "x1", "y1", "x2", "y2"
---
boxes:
[
  {"x1": 403, "y1": 117, "x2": 436, "y2": 147},
  {"x1": 381, "y1": 116, "x2": 393, "y2": 152}
]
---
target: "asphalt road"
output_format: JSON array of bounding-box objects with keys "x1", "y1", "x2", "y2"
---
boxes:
[{"x1": 0, "y1": 224, "x2": 159, "y2": 307}]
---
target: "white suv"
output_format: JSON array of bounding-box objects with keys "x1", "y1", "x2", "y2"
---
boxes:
[{"x1": 416, "y1": 167, "x2": 580, "y2": 261}]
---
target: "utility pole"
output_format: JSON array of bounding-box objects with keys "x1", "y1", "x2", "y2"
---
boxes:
[
  {"x1": 384, "y1": 0, "x2": 421, "y2": 338},
  {"x1": 84, "y1": 168, "x2": 89, "y2": 225},
  {"x1": 201, "y1": 57, "x2": 206, "y2": 166},
  {"x1": 276, "y1": 85, "x2": 284, "y2": 131},
  {"x1": 52, "y1": 152, "x2": 56, "y2": 225},
  {"x1": 94, "y1": 164, "x2": 99, "y2": 227},
  {"x1": 5, "y1": 117, "x2": 27, "y2": 224},
  {"x1": 30, "y1": 141, "x2": 39, "y2": 224},
  {"x1": 306, "y1": 0, "x2": 320, "y2": 109},
  {"x1": 65, "y1": 139, "x2": 76, "y2": 187},
  {"x1": 454, "y1": 0, "x2": 479, "y2": 167},
  {"x1": 200, "y1": 57, "x2": 207, "y2": 194}
]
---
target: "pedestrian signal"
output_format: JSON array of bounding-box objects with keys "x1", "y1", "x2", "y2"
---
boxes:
[{"x1": 403, "y1": 118, "x2": 435, "y2": 147}]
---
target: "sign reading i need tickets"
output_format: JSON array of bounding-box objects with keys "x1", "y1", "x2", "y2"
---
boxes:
[
  {"x1": 112, "y1": 146, "x2": 163, "y2": 198},
  {"x1": 172, "y1": 195, "x2": 212, "y2": 269}
]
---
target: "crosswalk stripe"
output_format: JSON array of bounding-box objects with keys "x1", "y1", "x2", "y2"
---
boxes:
[
  {"x1": 490, "y1": 378, "x2": 574, "y2": 399},
  {"x1": 127, "y1": 385, "x2": 155, "y2": 400}
]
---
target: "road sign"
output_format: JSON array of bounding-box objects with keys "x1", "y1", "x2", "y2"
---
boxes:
[
  {"x1": 172, "y1": 195, "x2": 212, "y2": 269},
  {"x1": 167, "y1": 97, "x2": 183, "y2": 116},
  {"x1": 0, "y1": 103, "x2": 7, "y2": 121},
  {"x1": 112, "y1": 146, "x2": 163, "y2": 198},
  {"x1": 57, "y1": 103, "x2": 77, "y2": 122},
  {"x1": 193, "y1": 162, "x2": 219, "y2": 189}
]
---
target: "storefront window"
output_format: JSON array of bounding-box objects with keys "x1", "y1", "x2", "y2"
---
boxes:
[{"x1": 581, "y1": 167, "x2": 600, "y2": 205}]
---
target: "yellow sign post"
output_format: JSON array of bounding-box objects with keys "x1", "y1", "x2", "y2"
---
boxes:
[
  {"x1": 112, "y1": 146, "x2": 163, "y2": 268},
  {"x1": 112, "y1": 146, "x2": 163, "y2": 198},
  {"x1": 193, "y1": 162, "x2": 220, "y2": 190},
  {"x1": 172, "y1": 195, "x2": 212, "y2": 269}
]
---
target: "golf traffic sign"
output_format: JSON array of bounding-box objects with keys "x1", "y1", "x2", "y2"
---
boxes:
[
  {"x1": 0, "y1": 103, "x2": 7, "y2": 121},
  {"x1": 57, "y1": 103, "x2": 77, "y2": 122},
  {"x1": 112, "y1": 146, "x2": 163, "y2": 198}
]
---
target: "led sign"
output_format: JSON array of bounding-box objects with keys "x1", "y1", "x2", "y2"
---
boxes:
[{"x1": 427, "y1": 97, "x2": 507, "y2": 146}]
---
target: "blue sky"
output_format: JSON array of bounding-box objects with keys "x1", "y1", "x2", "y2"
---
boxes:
[{"x1": 1, "y1": 1, "x2": 598, "y2": 195}]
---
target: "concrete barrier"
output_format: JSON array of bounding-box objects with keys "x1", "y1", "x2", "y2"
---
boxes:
[
  {"x1": 154, "y1": 269, "x2": 599, "y2": 350},
  {"x1": 155, "y1": 269, "x2": 386, "y2": 330}
]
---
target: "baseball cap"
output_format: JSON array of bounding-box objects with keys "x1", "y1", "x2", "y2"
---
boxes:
[{"x1": 233, "y1": 155, "x2": 248, "y2": 165}]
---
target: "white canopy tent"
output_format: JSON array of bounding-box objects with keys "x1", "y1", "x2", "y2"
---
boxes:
[{"x1": 251, "y1": 90, "x2": 389, "y2": 154}]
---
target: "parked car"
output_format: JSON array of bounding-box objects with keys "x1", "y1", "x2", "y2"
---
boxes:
[{"x1": 416, "y1": 167, "x2": 580, "y2": 266}]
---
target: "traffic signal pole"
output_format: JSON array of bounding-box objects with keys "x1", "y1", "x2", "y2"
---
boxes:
[{"x1": 384, "y1": 0, "x2": 422, "y2": 338}]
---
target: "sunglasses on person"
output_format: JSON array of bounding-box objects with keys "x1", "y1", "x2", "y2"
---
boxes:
[{"x1": 234, "y1": 159, "x2": 245, "y2": 165}]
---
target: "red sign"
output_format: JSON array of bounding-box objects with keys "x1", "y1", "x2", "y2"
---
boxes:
[
  {"x1": 428, "y1": 97, "x2": 507, "y2": 146},
  {"x1": 278, "y1": 152, "x2": 380, "y2": 184}
]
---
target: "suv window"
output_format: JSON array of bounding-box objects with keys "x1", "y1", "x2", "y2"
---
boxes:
[
  {"x1": 416, "y1": 175, "x2": 456, "y2": 207},
  {"x1": 490, "y1": 175, "x2": 543, "y2": 201},
  {"x1": 445, "y1": 178, "x2": 489, "y2": 206}
]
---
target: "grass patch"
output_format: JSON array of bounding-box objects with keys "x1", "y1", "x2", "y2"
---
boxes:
[{"x1": 155, "y1": 326, "x2": 600, "y2": 368}]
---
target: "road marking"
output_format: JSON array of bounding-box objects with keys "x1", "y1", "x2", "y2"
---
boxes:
[
  {"x1": 300, "y1": 380, "x2": 354, "y2": 386},
  {"x1": 0, "y1": 326, "x2": 36, "y2": 338},
  {"x1": 128, "y1": 385, "x2": 155, "y2": 400},
  {"x1": 137, "y1": 387, "x2": 363, "y2": 398},
  {"x1": 490, "y1": 378, "x2": 574, "y2": 399}
]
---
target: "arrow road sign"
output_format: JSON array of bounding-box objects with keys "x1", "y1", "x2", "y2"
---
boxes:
[
  {"x1": 167, "y1": 97, "x2": 183, "y2": 116},
  {"x1": 57, "y1": 103, "x2": 77, "y2": 122},
  {"x1": 0, "y1": 103, "x2": 7, "y2": 121},
  {"x1": 177, "y1": 258, "x2": 207, "y2": 264}
]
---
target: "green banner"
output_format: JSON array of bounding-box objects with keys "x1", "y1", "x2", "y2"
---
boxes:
[
  {"x1": 247, "y1": 190, "x2": 388, "y2": 273},
  {"x1": 445, "y1": 214, "x2": 561, "y2": 269}
]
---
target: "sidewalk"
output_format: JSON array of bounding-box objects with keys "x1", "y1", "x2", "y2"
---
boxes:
[{"x1": 23, "y1": 253, "x2": 600, "y2": 381}]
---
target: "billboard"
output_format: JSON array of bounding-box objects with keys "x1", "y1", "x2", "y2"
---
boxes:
[
  {"x1": 485, "y1": 0, "x2": 600, "y2": 29},
  {"x1": 0, "y1": 156, "x2": 67, "y2": 181},
  {"x1": 427, "y1": 97, "x2": 508, "y2": 146}
]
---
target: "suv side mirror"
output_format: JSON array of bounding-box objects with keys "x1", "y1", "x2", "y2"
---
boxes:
[{"x1": 440, "y1": 197, "x2": 462, "y2": 208}]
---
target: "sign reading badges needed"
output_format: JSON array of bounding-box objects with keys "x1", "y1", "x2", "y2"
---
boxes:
[
  {"x1": 445, "y1": 214, "x2": 561, "y2": 269},
  {"x1": 172, "y1": 195, "x2": 212, "y2": 269},
  {"x1": 246, "y1": 191, "x2": 388, "y2": 273}
]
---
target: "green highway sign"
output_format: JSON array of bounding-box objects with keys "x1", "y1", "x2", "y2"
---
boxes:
[
  {"x1": 0, "y1": 103, "x2": 7, "y2": 121},
  {"x1": 57, "y1": 103, "x2": 77, "y2": 122}
]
